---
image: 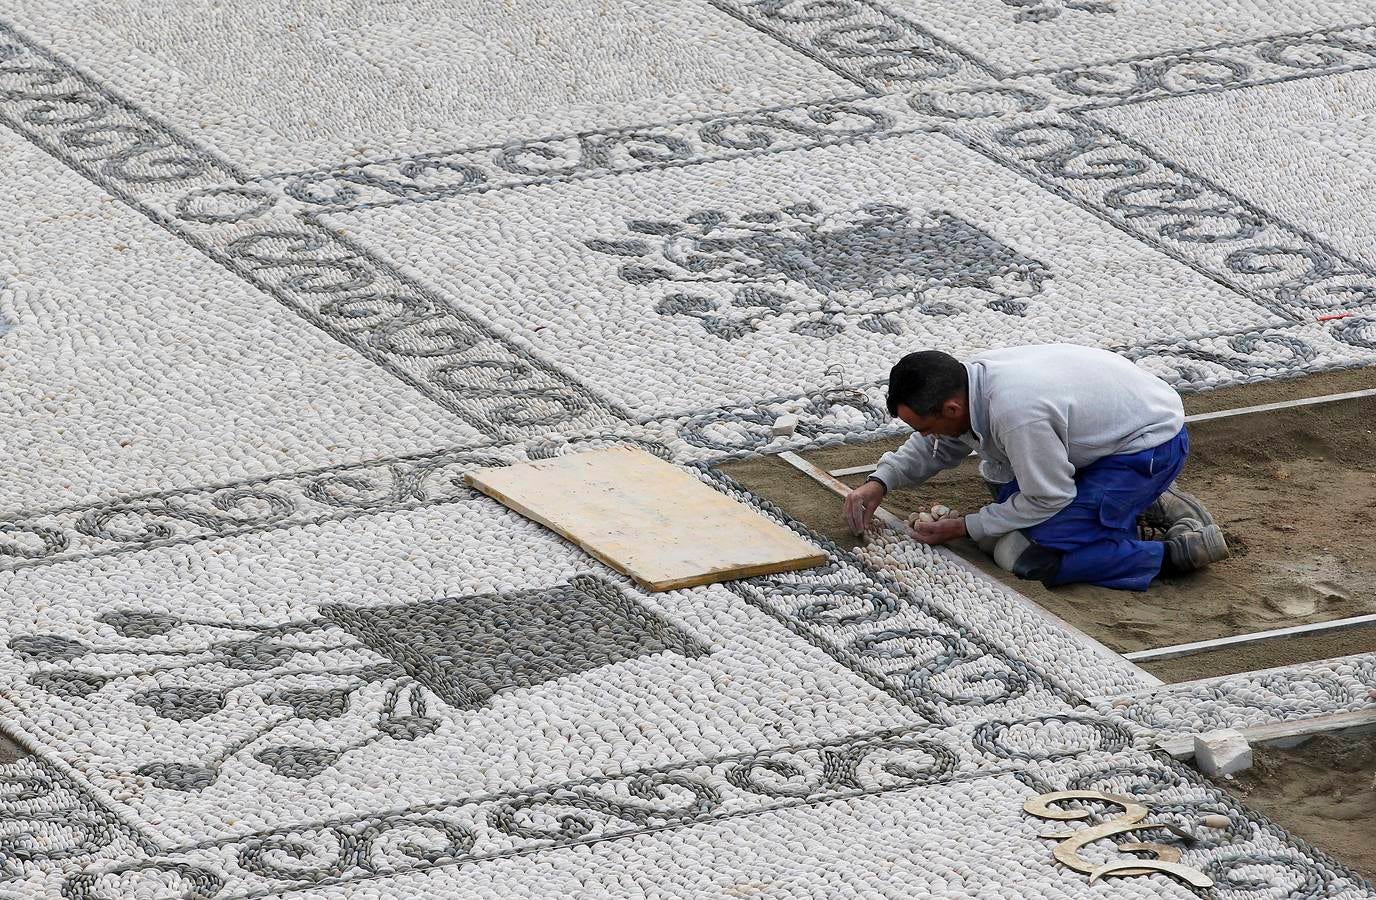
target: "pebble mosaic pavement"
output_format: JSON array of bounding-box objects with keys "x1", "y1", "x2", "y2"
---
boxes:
[{"x1": 2, "y1": 1, "x2": 1376, "y2": 897}]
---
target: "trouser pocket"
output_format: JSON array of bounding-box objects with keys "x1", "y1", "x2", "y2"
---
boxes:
[{"x1": 1098, "y1": 488, "x2": 1143, "y2": 532}]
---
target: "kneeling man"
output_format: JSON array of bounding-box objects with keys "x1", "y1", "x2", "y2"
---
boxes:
[{"x1": 843, "y1": 344, "x2": 1228, "y2": 591}]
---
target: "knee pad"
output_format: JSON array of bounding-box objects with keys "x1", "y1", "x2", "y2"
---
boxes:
[
  {"x1": 991, "y1": 531, "x2": 1063, "y2": 584},
  {"x1": 992, "y1": 531, "x2": 1032, "y2": 572}
]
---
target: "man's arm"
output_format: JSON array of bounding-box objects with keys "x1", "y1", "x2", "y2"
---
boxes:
[
  {"x1": 846, "y1": 433, "x2": 970, "y2": 535},
  {"x1": 870, "y1": 432, "x2": 971, "y2": 493},
  {"x1": 963, "y1": 422, "x2": 1076, "y2": 542}
]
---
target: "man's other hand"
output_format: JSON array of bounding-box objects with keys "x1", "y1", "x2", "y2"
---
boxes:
[
  {"x1": 843, "y1": 480, "x2": 886, "y2": 535},
  {"x1": 911, "y1": 516, "x2": 967, "y2": 545}
]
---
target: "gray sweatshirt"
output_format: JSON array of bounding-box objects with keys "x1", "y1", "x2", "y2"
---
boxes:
[{"x1": 871, "y1": 344, "x2": 1184, "y2": 541}]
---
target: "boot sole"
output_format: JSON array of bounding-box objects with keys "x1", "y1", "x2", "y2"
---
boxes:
[
  {"x1": 1146, "y1": 484, "x2": 1216, "y2": 530},
  {"x1": 1166, "y1": 524, "x2": 1230, "y2": 571},
  {"x1": 1180, "y1": 524, "x2": 1230, "y2": 569},
  {"x1": 1197, "y1": 524, "x2": 1229, "y2": 564}
]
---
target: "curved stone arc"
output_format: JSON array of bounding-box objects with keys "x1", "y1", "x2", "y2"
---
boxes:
[
  {"x1": 486, "y1": 773, "x2": 722, "y2": 841},
  {"x1": 973, "y1": 715, "x2": 1133, "y2": 761}
]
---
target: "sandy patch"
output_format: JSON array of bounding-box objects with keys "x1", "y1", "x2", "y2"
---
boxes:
[
  {"x1": 722, "y1": 377, "x2": 1376, "y2": 675},
  {"x1": 1226, "y1": 732, "x2": 1376, "y2": 883}
]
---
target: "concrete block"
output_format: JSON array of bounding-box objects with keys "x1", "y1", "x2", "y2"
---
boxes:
[
  {"x1": 771, "y1": 414, "x2": 799, "y2": 438},
  {"x1": 1193, "y1": 729, "x2": 1252, "y2": 777}
]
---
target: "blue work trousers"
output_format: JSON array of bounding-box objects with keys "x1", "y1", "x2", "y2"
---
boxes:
[{"x1": 992, "y1": 428, "x2": 1189, "y2": 592}]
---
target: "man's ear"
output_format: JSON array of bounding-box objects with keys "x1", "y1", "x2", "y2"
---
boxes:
[{"x1": 942, "y1": 396, "x2": 964, "y2": 420}]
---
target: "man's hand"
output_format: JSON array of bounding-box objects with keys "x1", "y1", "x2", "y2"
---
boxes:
[
  {"x1": 843, "y1": 479, "x2": 886, "y2": 535},
  {"x1": 911, "y1": 516, "x2": 967, "y2": 545}
]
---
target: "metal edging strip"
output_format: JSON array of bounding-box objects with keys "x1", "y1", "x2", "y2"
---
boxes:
[{"x1": 1124, "y1": 613, "x2": 1376, "y2": 663}]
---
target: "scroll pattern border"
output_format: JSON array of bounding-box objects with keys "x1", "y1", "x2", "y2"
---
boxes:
[
  {"x1": 55, "y1": 717, "x2": 1137, "y2": 899},
  {"x1": 46, "y1": 737, "x2": 1376, "y2": 899},
  {"x1": 0, "y1": 436, "x2": 671, "y2": 571},
  {"x1": 0, "y1": 756, "x2": 153, "y2": 893},
  {"x1": 261, "y1": 23, "x2": 1376, "y2": 215},
  {"x1": 0, "y1": 21, "x2": 626, "y2": 442}
]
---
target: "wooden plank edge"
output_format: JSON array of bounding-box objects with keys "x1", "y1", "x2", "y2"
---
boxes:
[
  {"x1": 465, "y1": 468, "x2": 829, "y2": 593},
  {"x1": 1124, "y1": 613, "x2": 1376, "y2": 662},
  {"x1": 1155, "y1": 708, "x2": 1376, "y2": 759},
  {"x1": 828, "y1": 463, "x2": 881, "y2": 477},
  {"x1": 647, "y1": 551, "x2": 831, "y2": 592},
  {"x1": 1183, "y1": 387, "x2": 1376, "y2": 424},
  {"x1": 776, "y1": 452, "x2": 1161, "y2": 688}
]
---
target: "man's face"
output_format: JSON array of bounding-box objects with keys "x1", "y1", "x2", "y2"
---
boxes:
[{"x1": 895, "y1": 401, "x2": 966, "y2": 439}]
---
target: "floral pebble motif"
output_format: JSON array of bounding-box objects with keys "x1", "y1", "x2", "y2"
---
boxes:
[{"x1": 588, "y1": 203, "x2": 1052, "y2": 339}]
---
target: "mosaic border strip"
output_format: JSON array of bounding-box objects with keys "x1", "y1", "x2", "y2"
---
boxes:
[
  {"x1": 0, "y1": 436, "x2": 670, "y2": 571},
  {"x1": 943, "y1": 110, "x2": 1376, "y2": 324},
  {"x1": 848, "y1": 530, "x2": 1155, "y2": 701},
  {"x1": 1008, "y1": 20, "x2": 1376, "y2": 82},
  {"x1": 30, "y1": 738, "x2": 1376, "y2": 899},
  {"x1": 1122, "y1": 319, "x2": 1376, "y2": 390},
  {"x1": 0, "y1": 756, "x2": 154, "y2": 895},
  {"x1": 703, "y1": 466, "x2": 1080, "y2": 721},
  {"x1": 0, "y1": 20, "x2": 627, "y2": 442},
  {"x1": 1094, "y1": 651, "x2": 1376, "y2": 743},
  {"x1": 266, "y1": 96, "x2": 915, "y2": 213},
  {"x1": 704, "y1": 0, "x2": 1000, "y2": 90},
  {"x1": 262, "y1": 23, "x2": 1376, "y2": 215},
  {"x1": 53, "y1": 717, "x2": 1135, "y2": 899}
]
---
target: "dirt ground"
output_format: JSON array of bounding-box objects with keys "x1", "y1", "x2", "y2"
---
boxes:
[
  {"x1": 1226, "y1": 732, "x2": 1376, "y2": 882},
  {"x1": 1143, "y1": 625, "x2": 1376, "y2": 683},
  {"x1": 1174, "y1": 366, "x2": 1376, "y2": 415},
  {"x1": 721, "y1": 370, "x2": 1376, "y2": 673}
]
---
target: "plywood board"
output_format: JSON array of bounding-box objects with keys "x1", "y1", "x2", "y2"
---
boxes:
[{"x1": 466, "y1": 446, "x2": 827, "y2": 591}]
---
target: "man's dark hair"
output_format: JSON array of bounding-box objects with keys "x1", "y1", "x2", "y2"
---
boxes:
[{"x1": 885, "y1": 351, "x2": 968, "y2": 417}]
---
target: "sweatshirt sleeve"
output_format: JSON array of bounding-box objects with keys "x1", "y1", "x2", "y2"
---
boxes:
[
  {"x1": 870, "y1": 432, "x2": 972, "y2": 492},
  {"x1": 963, "y1": 421, "x2": 1076, "y2": 541}
]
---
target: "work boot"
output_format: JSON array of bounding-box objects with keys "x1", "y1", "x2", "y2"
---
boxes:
[
  {"x1": 1144, "y1": 483, "x2": 1215, "y2": 531},
  {"x1": 1163, "y1": 523, "x2": 1230, "y2": 573}
]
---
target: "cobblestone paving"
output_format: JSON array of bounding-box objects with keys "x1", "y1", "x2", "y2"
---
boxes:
[{"x1": 2, "y1": 2, "x2": 1375, "y2": 896}]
